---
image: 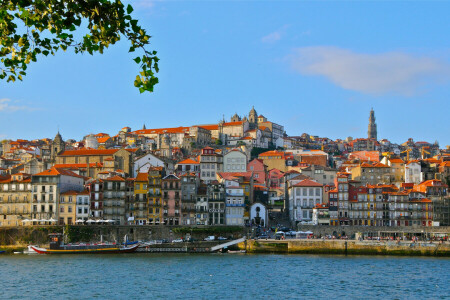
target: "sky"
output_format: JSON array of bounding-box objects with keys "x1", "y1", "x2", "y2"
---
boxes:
[{"x1": 1, "y1": 1, "x2": 450, "y2": 146}]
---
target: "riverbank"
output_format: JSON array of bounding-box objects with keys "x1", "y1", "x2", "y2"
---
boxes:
[{"x1": 238, "y1": 239, "x2": 450, "y2": 256}]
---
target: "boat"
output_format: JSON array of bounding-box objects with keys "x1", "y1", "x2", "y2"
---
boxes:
[
  {"x1": 23, "y1": 245, "x2": 39, "y2": 254},
  {"x1": 31, "y1": 233, "x2": 139, "y2": 254},
  {"x1": 0, "y1": 250, "x2": 5, "y2": 254}
]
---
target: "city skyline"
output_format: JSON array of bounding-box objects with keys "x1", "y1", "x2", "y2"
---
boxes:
[{"x1": 1, "y1": 1, "x2": 449, "y2": 145}]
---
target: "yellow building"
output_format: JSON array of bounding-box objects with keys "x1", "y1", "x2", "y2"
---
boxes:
[
  {"x1": 382, "y1": 157, "x2": 405, "y2": 184},
  {"x1": 0, "y1": 173, "x2": 32, "y2": 226},
  {"x1": 258, "y1": 150, "x2": 288, "y2": 172},
  {"x1": 148, "y1": 167, "x2": 164, "y2": 225},
  {"x1": 134, "y1": 172, "x2": 149, "y2": 225},
  {"x1": 59, "y1": 191, "x2": 77, "y2": 225}
]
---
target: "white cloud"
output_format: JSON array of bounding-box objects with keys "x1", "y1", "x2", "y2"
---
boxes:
[
  {"x1": 131, "y1": 0, "x2": 155, "y2": 9},
  {"x1": 0, "y1": 98, "x2": 37, "y2": 112},
  {"x1": 288, "y1": 46, "x2": 450, "y2": 95},
  {"x1": 261, "y1": 25, "x2": 289, "y2": 44}
]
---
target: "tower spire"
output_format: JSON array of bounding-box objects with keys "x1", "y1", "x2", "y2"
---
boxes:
[{"x1": 368, "y1": 108, "x2": 377, "y2": 140}]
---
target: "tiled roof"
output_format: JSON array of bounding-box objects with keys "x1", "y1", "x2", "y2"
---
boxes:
[
  {"x1": 293, "y1": 179, "x2": 323, "y2": 187},
  {"x1": 58, "y1": 148, "x2": 137, "y2": 156},
  {"x1": 135, "y1": 172, "x2": 148, "y2": 182},
  {"x1": 34, "y1": 167, "x2": 84, "y2": 178},
  {"x1": 177, "y1": 158, "x2": 199, "y2": 165}
]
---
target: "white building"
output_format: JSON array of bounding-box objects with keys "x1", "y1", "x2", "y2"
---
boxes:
[
  {"x1": 76, "y1": 190, "x2": 90, "y2": 221},
  {"x1": 405, "y1": 161, "x2": 422, "y2": 184},
  {"x1": 225, "y1": 183, "x2": 245, "y2": 225},
  {"x1": 199, "y1": 147, "x2": 223, "y2": 183},
  {"x1": 288, "y1": 179, "x2": 323, "y2": 224},
  {"x1": 133, "y1": 153, "x2": 173, "y2": 177},
  {"x1": 223, "y1": 149, "x2": 247, "y2": 172},
  {"x1": 195, "y1": 192, "x2": 209, "y2": 225},
  {"x1": 84, "y1": 134, "x2": 99, "y2": 149},
  {"x1": 250, "y1": 202, "x2": 268, "y2": 227},
  {"x1": 31, "y1": 167, "x2": 84, "y2": 222}
]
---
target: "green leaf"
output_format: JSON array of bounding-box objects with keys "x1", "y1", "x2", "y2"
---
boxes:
[
  {"x1": 127, "y1": 4, "x2": 134, "y2": 14},
  {"x1": 133, "y1": 57, "x2": 141, "y2": 64}
]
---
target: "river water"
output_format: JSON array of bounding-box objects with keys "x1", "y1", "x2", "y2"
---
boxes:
[{"x1": 1, "y1": 253, "x2": 449, "y2": 299}]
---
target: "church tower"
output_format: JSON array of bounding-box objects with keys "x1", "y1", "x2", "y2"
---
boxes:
[
  {"x1": 248, "y1": 106, "x2": 258, "y2": 130},
  {"x1": 368, "y1": 108, "x2": 377, "y2": 140},
  {"x1": 51, "y1": 131, "x2": 65, "y2": 160}
]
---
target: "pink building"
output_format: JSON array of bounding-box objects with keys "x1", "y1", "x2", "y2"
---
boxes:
[
  {"x1": 162, "y1": 174, "x2": 181, "y2": 225},
  {"x1": 247, "y1": 159, "x2": 266, "y2": 185}
]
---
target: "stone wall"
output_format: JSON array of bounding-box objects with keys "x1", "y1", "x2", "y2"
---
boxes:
[
  {"x1": 0, "y1": 225, "x2": 247, "y2": 246},
  {"x1": 296, "y1": 225, "x2": 450, "y2": 238},
  {"x1": 239, "y1": 239, "x2": 450, "y2": 256}
]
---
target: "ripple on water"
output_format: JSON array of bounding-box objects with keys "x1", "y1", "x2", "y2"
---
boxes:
[{"x1": 1, "y1": 254, "x2": 449, "y2": 299}]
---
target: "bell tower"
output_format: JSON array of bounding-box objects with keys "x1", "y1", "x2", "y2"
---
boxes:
[
  {"x1": 51, "y1": 131, "x2": 65, "y2": 160},
  {"x1": 368, "y1": 108, "x2": 377, "y2": 140}
]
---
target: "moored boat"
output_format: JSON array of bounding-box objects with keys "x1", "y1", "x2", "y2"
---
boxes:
[
  {"x1": 0, "y1": 250, "x2": 5, "y2": 254},
  {"x1": 31, "y1": 233, "x2": 139, "y2": 254}
]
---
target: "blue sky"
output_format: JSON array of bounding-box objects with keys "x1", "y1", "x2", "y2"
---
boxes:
[{"x1": 1, "y1": 1, "x2": 449, "y2": 146}]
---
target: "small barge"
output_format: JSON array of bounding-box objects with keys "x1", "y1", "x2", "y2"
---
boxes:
[{"x1": 31, "y1": 233, "x2": 138, "y2": 254}]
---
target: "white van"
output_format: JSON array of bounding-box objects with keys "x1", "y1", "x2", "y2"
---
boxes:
[{"x1": 204, "y1": 236, "x2": 215, "y2": 241}]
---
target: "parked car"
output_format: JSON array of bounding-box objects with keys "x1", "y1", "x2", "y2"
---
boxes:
[
  {"x1": 217, "y1": 236, "x2": 227, "y2": 241},
  {"x1": 257, "y1": 234, "x2": 269, "y2": 240},
  {"x1": 204, "y1": 236, "x2": 215, "y2": 241},
  {"x1": 172, "y1": 238, "x2": 183, "y2": 243},
  {"x1": 287, "y1": 231, "x2": 297, "y2": 237}
]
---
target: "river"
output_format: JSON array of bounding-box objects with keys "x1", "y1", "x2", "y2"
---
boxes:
[{"x1": 1, "y1": 253, "x2": 449, "y2": 299}]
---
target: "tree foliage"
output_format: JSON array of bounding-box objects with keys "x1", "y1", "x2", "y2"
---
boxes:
[{"x1": 0, "y1": 0, "x2": 159, "y2": 93}]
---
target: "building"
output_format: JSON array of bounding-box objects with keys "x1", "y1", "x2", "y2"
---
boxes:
[
  {"x1": 56, "y1": 148, "x2": 138, "y2": 177},
  {"x1": 207, "y1": 182, "x2": 226, "y2": 225},
  {"x1": 195, "y1": 184, "x2": 209, "y2": 225},
  {"x1": 223, "y1": 149, "x2": 247, "y2": 172},
  {"x1": 133, "y1": 172, "x2": 149, "y2": 225},
  {"x1": 199, "y1": 147, "x2": 223, "y2": 183},
  {"x1": 225, "y1": 183, "x2": 245, "y2": 226},
  {"x1": 258, "y1": 150, "x2": 290, "y2": 172},
  {"x1": 312, "y1": 204, "x2": 330, "y2": 225},
  {"x1": 250, "y1": 202, "x2": 268, "y2": 227},
  {"x1": 299, "y1": 165, "x2": 337, "y2": 186},
  {"x1": 59, "y1": 191, "x2": 77, "y2": 225},
  {"x1": 351, "y1": 162, "x2": 391, "y2": 185},
  {"x1": 288, "y1": 179, "x2": 323, "y2": 224},
  {"x1": 31, "y1": 167, "x2": 84, "y2": 224},
  {"x1": 86, "y1": 179, "x2": 104, "y2": 221},
  {"x1": 75, "y1": 190, "x2": 90, "y2": 222},
  {"x1": 0, "y1": 173, "x2": 32, "y2": 226},
  {"x1": 180, "y1": 173, "x2": 198, "y2": 225},
  {"x1": 102, "y1": 175, "x2": 132, "y2": 225},
  {"x1": 176, "y1": 158, "x2": 200, "y2": 176},
  {"x1": 162, "y1": 174, "x2": 181, "y2": 225},
  {"x1": 133, "y1": 153, "x2": 173, "y2": 177},
  {"x1": 148, "y1": 167, "x2": 164, "y2": 225},
  {"x1": 405, "y1": 160, "x2": 422, "y2": 184},
  {"x1": 247, "y1": 158, "x2": 266, "y2": 185}
]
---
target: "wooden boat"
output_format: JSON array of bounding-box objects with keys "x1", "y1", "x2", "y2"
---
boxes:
[
  {"x1": 31, "y1": 233, "x2": 139, "y2": 254},
  {"x1": 30, "y1": 244, "x2": 138, "y2": 254}
]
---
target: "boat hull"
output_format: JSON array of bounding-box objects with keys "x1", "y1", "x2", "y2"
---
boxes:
[{"x1": 30, "y1": 245, "x2": 139, "y2": 254}]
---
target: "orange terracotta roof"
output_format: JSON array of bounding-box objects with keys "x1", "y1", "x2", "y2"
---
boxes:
[
  {"x1": 135, "y1": 172, "x2": 148, "y2": 182},
  {"x1": 389, "y1": 158, "x2": 404, "y2": 164},
  {"x1": 293, "y1": 179, "x2": 323, "y2": 187},
  {"x1": 54, "y1": 163, "x2": 103, "y2": 169},
  {"x1": 58, "y1": 148, "x2": 137, "y2": 156},
  {"x1": 97, "y1": 137, "x2": 111, "y2": 143},
  {"x1": 103, "y1": 175, "x2": 126, "y2": 182},
  {"x1": 177, "y1": 158, "x2": 199, "y2": 165},
  {"x1": 34, "y1": 167, "x2": 84, "y2": 178}
]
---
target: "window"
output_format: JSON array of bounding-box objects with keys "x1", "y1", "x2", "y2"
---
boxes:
[
  {"x1": 60, "y1": 207, "x2": 64, "y2": 213},
  {"x1": 68, "y1": 206, "x2": 72, "y2": 213}
]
